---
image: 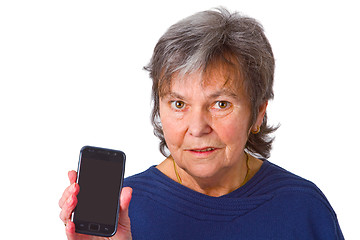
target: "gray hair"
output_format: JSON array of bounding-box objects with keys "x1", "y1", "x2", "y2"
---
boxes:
[{"x1": 145, "y1": 7, "x2": 278, "y2": 158}]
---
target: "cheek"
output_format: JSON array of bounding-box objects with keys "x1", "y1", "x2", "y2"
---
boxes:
[
  {"x1": 214, "y1": 115, "x2": 250, "y2": 147},
  {"x1": 160, "y1": 111, "x2": 185, "y2": 149}
]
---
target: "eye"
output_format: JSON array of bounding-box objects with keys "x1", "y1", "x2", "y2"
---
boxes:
[
  {"x1": 214, "y1": 101, "x2": 231, "y2": 109},
  {"x1": 171, "y1": 101, "x2": 186, "y2": 110}
]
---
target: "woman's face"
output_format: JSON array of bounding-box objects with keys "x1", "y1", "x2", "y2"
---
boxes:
[{"x1": 159, "y1": 66, "x2": 266, "y2": 180}]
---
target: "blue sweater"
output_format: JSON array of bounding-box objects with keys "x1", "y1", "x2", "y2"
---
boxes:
[{"x1": 124, "y1": 160, "x2": 344, "y2": 239}]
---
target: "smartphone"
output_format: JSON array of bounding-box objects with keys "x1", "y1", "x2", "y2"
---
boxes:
[{"x1": 72, "y1": 146, "x2": 126, "y2": 237}]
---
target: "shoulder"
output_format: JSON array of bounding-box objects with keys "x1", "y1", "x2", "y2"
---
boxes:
[
  {"x1": 123, "y1": 166, "x2": 175, "y2": 196},
  {"x1": 252, "y1": 160, "x2": 326, "y2": 198},
  {"x1": 253, "y1": 161, "x2": 343, "y2": 238},
  {"x1": 123, "y1": 166, "x2": 157, "y2": 188},
  {"x1": 247, "y1": 160, "x2": 338, "y2": 218}
]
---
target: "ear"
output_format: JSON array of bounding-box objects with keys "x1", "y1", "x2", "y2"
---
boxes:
[{"x1": 251, "y1": 101, "x2": 268, "y2": 132}]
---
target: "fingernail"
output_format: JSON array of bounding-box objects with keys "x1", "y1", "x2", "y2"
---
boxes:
[{"x1": 65, "y1": 221, "x2": 69, "y2": 231}]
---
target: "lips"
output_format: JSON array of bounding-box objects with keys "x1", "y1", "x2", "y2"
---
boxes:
[
  {"x1": 184, "y1": 146, "x2": 220, "y2": 158},
  {"x1": 186, "y1": 146, "x2": 220, "y2": 154},
  {"x1": 190, "y1": 147, "x2": 215, "y2": 152}
]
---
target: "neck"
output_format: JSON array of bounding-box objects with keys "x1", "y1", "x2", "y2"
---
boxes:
[
  {"x1": 160, "y1": 153, "x2": 250, "y2": 197},
  {"x1": 184, "y1": 176, "x2": 244, "y2": 197}
]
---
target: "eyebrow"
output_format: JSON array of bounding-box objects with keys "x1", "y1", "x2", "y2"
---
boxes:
[
  {"x1": 208, "y1": 89, "x2": 239, "y2": 99},
  {"x1": 166, "y1": 92, "x2": 185, "y2": 100},
  {"x1": 164, "y1": 89, "x2": 240, "y2": 100}
]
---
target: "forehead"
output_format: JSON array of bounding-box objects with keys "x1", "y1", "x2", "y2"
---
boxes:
[{"x1": 159, "y1": 59, "x2": 245, "y2": 97}]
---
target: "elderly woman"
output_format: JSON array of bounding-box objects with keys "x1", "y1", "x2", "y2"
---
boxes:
[{"x1": 59, "y1": 8, "x2": 344, "y2": 239}]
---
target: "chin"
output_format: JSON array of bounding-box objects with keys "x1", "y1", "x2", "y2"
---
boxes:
[{"x1": 185, "y1": 164, "x2": 221, "y2": 179}]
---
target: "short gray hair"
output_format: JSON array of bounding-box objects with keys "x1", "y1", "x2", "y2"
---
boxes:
[{"x1": 145, "y1": 7, "x2": 278, "y2": 158}]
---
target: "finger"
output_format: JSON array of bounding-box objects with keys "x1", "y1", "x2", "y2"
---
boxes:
[
  {"x1": 121, "y1": 187, "x2": 132, "y2": 209},
  {"x1": 117, "y1": 187, "x2": 133, "y2": 233},
  {"x1": 59, "y1": 170, "x2": 78, "y2": 208},
  {"x1": 60, "y1": 193, "x2": 78, "y2": 224},
  {"x1": 65, "y1": 221, "x2": 77, "y2": 239},
  {"x1": 68, "y1": 170, "x2": 77, "y2": 185},
  {"x1": 59, "y1": 182, "x2": 79, "y2": 208}
]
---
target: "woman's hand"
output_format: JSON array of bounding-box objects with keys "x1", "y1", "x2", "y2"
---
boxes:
[{"x1": 59, "y1": 170, "x2": 133, "y2": 240}]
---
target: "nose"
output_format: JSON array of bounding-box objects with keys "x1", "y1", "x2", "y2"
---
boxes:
[{"x1": 187, "y1": 108, "x2": 212, "y2": 137}]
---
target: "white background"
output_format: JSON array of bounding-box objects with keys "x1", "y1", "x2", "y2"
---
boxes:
[{"x1": 1, "y1": 0, "x2": 359, "y2": 239}]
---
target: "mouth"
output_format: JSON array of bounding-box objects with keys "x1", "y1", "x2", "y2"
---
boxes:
[
  {"x1": 185, "y1": 146, "x2": 220, "y2": 158},
  {"x1": 190, "y1": 147, "x2": 216, "y2": 152}
]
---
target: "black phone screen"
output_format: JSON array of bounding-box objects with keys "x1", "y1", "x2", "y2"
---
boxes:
[{"x1": 73, "y1": 146, "x2": 125, "y2": 237}]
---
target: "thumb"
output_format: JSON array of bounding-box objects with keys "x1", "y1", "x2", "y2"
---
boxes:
[{"x1": 117, "y1": 187, "x2": 133, "y2": 233}]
